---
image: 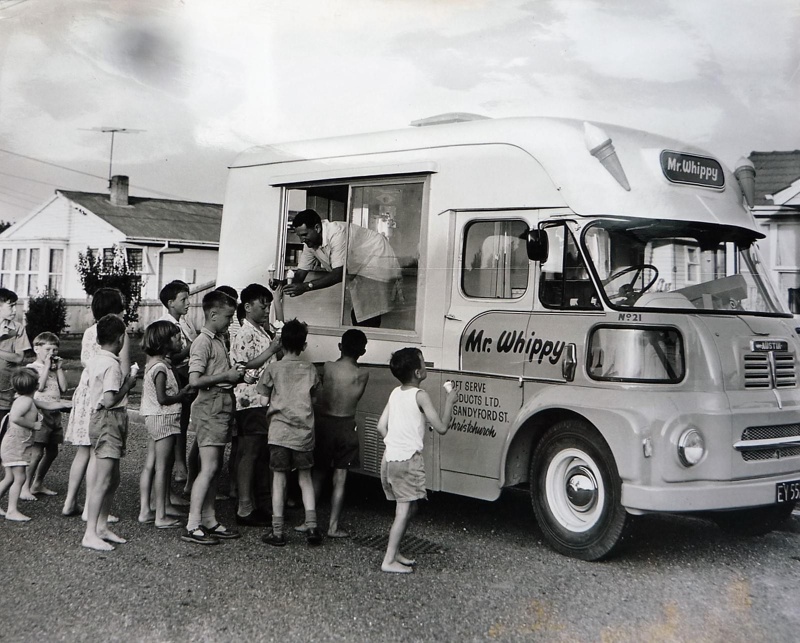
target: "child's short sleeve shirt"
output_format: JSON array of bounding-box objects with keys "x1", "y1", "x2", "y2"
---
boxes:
[
  {"x1": 261, "y1": 359, "x2": 319, "y2": 451},
  {"x1": 85, "y1": 350, "x2": 125, "y2": 410}
]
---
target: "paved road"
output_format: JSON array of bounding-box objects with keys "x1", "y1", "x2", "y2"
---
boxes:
[{"x1": 2, "y1": 419, "x2": 799, "y2": 642}]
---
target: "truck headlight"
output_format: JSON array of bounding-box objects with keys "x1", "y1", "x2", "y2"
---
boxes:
[{"x1": 678, "y1": 428, "x2": 705, "y2": 466}]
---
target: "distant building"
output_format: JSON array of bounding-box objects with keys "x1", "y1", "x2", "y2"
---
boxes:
[
  {"x1": 0, "y1": 175, "x2": 222, "y2": 330},
  {"x1": 750, "y1": 151, "x2": 800, "y2": 316}
]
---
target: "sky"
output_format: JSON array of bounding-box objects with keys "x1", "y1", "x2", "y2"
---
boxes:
[{"x1": 0, "y1": 0, "x2": 798, "y2": 222}]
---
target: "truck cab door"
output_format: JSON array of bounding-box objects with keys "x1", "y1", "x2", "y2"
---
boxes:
[{"x1": 438, "y1": 211, "x2": 536, "y2": 492}]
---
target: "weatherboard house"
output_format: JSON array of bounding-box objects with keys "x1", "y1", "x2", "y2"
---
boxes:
[
  {"x1": 0, "y1": 175, "x2": 222, "y2": 331},
  {"x1": 749, "y1": 151, "x2": 800, "y2": 316}
]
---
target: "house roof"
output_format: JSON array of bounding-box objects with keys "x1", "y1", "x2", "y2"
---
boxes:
[
  {"x1": 58, "y1": 190, "x2": 223, "y2": 244},
  {"x1": 748, "y1": 151, "x2": 800, "y2": 206}
]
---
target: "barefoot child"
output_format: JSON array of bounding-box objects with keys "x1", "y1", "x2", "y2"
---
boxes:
[
  {"x1": 182, "y1": 290, "x2": 243, "y2": 545},
  {"x1": 63, "y1": 287, "x2": 129, "y2": 519},
  {"x1": 82, "y1": 314, "x2": 138, "y2": 551},
  {"x1": 138, "y1": 321, "x2": 194, "y2": 528},
  {"x1": 22, "y1": 332, "x2": 70, "y2": 500},
  {"x1": 258, "y1": 319, "x2": 323, "y2": 547},
  {"x1": 310, "y1": 329, "x2": 369, "y2": 538},
  {"x1": 0, "y1": 369, "x2": 41, "y2": 522},
  {"x1": 376, "y1": 348, "x2": 457, "y2": 573}
]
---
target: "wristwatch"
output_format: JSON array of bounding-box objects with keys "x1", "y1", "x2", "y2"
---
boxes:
[{"x1": 306, "y1": 281, "x2": 314, "y2": 290}]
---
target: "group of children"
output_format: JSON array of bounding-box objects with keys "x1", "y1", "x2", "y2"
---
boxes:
[{"x1": 0, "y1": 278, "x2": 458, "y2": 573}]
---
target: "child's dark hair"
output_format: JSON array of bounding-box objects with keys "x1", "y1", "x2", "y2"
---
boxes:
[
  {"x1": 389, "y1": 347, "x2": 423, "y2": 384},
  {"x1": 0, "y1": 288, "x2": 18, "y2": 304},
  {"x1": 33, "y1": 331, "x2": 60, "y2": 347},
  {"x1": 96, "y1": 313, "x2": 127, "y2": 346},
  {"x1": 240, "y1": 283, "x2": 272, "y2": 306},
  {"x1": 91, "y1": 287, "x2": 125, "y2": 321},
  {"x1": 11, "y1": 367, "x2": 39, "y2": 395},
  {"x1": 280, "y1": 318, "x2": 307, "y2": 354},
  {"x1": 215, "y1": 285, "x2": 238, "y2": 304},
  {"x1": 142, "y1": 320, "x2": 180, "y2": 357},
  {"x1": 159, "y1": 281, "x2": 190, "y2": 308},
  {"x1": 202, "y1": 289, "x2": 236, "y2": 313},
  {"x1": 341, "y1": 329, "x2": 367, "y2": 358}
]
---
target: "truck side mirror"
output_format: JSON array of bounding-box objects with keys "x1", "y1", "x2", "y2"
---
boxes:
[{"x1": 526, "y1": 229, "x2": 549, "y2": 262}]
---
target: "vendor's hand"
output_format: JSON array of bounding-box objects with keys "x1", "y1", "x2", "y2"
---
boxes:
[{"x1": 284, "y1": 282, "x2": 307, "y2": 297}]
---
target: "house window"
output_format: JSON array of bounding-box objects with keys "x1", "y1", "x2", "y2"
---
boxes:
[
  {"x1": 462, "y1": 220, "x2": 528, "y2": 299},
  {"x1": 27, "y1": 248, "x2": 39, "y2": 296},
  {"x1": 126, "y1": 248, "x2": 143, "y2": 273},
  {"x1": 0, "y1": 249, "x2": 11, "y2": 288},
  {"x1": 281, "y1": 178, "x2": 425, "y2": 332},
  {"x1": 102, "y1": 248, "x2": 115, "y2": 271},
  {"x1": 48, "y1": 249, "x2": 64, "y2": 293}
]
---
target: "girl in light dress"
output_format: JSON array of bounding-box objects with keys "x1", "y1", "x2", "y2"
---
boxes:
[
  {"x1": 61, "y1": 288, "x2": 129, "y2": 519},
  {"x1": 138, "y1": 321, "x2": 193, "y2": 528},
  {"x1": 0, "y1": 369, "x2": 42, "y2": 522}
]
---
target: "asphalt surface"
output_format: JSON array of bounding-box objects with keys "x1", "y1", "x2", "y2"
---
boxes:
[{"x1": 2, "y1": 417, "x2": 800, "y2": 642}]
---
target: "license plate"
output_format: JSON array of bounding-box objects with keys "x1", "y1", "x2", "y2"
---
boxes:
[{"x1": 776, "y1": 479, "x2": 800, "y2": 503}]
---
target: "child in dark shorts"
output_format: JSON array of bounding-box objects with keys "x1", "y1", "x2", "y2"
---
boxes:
[
  {"x1": 182, "y1": 290, "x2": 244, "y2": 546},
  {"x1": 82, "y1": 315, "x2": 138, "y2": 551},
  {"x1": 309, "y1": 329, "x2": 369, "y2": 538},
  {"x1": 376, "y1": 347, "x2": 457, "y2": 573},
  {"x1": 257, "y1": 319, "x2": 322, "y2": 546},
  {"x1": 22, "y1": 332, "x2": 70, "y2": 500}
]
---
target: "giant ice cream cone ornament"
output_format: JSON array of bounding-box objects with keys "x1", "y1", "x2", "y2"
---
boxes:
[
  {"x1": 584, "y1": 122, "x2": 631, "y2": 191},
  {"x1": 734, "y1": 157, "x2": 756, "y2": 208}
]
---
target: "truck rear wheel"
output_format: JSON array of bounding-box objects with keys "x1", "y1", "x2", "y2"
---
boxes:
[
  {"x1": 712, "y1": 502, "x2": 796, "y2": 537},
  {"x1": 530, "y1": 420, "x2": 629, "y2": 561}
]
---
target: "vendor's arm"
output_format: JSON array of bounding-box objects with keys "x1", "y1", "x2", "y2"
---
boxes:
[{"x1": 285, "y1": 266, "x2": 343, "y2": 296}]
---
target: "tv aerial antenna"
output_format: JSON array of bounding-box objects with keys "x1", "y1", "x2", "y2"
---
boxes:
[{"x1": 81, "y1": 127, "x2": 145, "y2": 187}]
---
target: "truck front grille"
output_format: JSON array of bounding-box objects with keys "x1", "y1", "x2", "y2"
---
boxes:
[
  {"x1": 743, "y1": 352, "x2": 796, "y2": 389},
  {"x1": 737, "y1": 423, "x2": 800, "y2": 461}
]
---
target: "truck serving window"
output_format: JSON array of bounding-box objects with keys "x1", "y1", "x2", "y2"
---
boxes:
[
  {"x1": 461, "y1": 220, "x2": 528, "y2": 298},
  {"x1": 281, "y1": 180, "x2": 423, "y2": 332}
]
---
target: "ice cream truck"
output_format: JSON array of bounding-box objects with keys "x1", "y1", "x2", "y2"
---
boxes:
[{"x1": 217, "y1": 115, "x2": 800, "y2": 560}]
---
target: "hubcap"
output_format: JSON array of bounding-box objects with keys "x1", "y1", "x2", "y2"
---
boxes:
[{"x1": 565, "y1": 465, "x2": 598, "y2": 512}]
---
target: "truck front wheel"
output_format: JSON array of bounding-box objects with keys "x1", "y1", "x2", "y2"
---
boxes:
[{"x1": 530, "y1": 420, "x2": 629, "y2": 561}]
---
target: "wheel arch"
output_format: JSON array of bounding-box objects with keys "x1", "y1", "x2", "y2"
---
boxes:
[{"x1": 502, "y1": 408, "x2": 596, "y2": 488}]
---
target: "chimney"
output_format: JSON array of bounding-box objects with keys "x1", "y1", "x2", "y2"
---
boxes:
[{"x1": 110, "y1": 175, "x2": 129, "y2": 206}]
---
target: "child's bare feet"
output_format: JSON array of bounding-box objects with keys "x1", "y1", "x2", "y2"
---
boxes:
[
  {"x1": 155, "y1": 518, "x2": 182, "y2": 529},
  {"x1": 381, "y1": 560, "x2": 413, "y2": 574},
  {"x1": 138, "y1": 511, "x2": 155, "y2": 524},
  {"x1": 62, "y1": 504, "x2": 82, "y2": 517},
  {"x1": 30, "y1": 483, "x2": 57, "y2": 496},
  {"x1": 0, "y1": 507, "x2": 5, "y2": 516},
  {"x1": 19, "y1": 491, "x2": 37, "y2": 501},
  {"x1": 5, "y1": 510, "x2": 31, "y2": 522},
  {"x1": 82, "y1": 534, "x2": 115, "y2": 551},
  {"x1": 98, "y1": 528, "x2": 127, "y2": 544},
  {"x1": 83, "y1": 512, "x2": 119, "y2": 523},
  {"x1": 396, "y1": 553, "x2": 416, "y2": 566}
]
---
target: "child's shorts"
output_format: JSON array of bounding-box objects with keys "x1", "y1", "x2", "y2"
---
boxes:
[
  {"x1": 269, "y1": 445, "x2": 313, "y2": 472},
  {"x1": 381, "y1": 452, "x2": 427, "y2": 503},
  {"x1": 145, "y1": 414, "x2": 181, "y2": 442},
  {"x1": 192, "y1": 388, "x2": 234, "y2": 447},
  {"x1": 33, "y1": 410, "x2": 62, "y2": 445},
  {"x1": 0, "y1": 427, "x2": 32, "y2": 466},
  {"x1": 314, "y1": 414, "x2": 360, "y2": 469},
  {"x1": 88, "y1": 408, "x2": 129, "y2": 460},
  {"x1": 235, "y1": 407, "x2": 269, "y2": 437}
]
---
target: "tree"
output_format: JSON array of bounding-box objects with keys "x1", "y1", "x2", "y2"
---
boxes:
[
  {"x1": 76, "y1": 246, "x2": 143, "y2": 323},
  {"x1": 25, "y1": 288, "x2": 68, "y2": 342},
  {"x1": 0, "y1": 221, "x2": 12, "y2": 234}
]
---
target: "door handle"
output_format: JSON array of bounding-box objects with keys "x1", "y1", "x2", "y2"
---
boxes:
[
  {"x1": 445, "y1": 314, "x2": 461, "y2": 321},
  {"x1": 562, "y1": 343, "x2": 577, "y2": 382}
]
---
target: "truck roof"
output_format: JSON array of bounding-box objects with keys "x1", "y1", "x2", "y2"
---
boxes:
[{"x1": 229, "y1": 116, "x2": 755, "y2": 231}]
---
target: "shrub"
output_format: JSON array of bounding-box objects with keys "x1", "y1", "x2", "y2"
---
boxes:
[
  {"x1": 76, "y1": 246, "x2": 143, "y2": 324},
  {"x1": 25, "y1": 288, "x2": 68, "y2": 342}
]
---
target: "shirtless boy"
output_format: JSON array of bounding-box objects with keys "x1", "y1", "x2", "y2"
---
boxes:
[{"x1": 309, "y1": 329, "x2": 368, "y2": 538}]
